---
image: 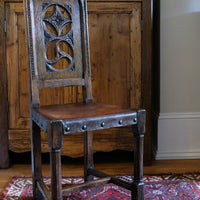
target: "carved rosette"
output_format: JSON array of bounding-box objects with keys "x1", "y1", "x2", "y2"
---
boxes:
[{"x1": 42, "y1": 3, "x2": 74, "y2": 72}]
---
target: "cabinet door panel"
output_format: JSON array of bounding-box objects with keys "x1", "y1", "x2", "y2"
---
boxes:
[
  {"x1": 88, "y1": 2, "x2": 141, "y2": 108},
  {"x1": 6, "y1": 3, "x2": 29, "y2": 129}
]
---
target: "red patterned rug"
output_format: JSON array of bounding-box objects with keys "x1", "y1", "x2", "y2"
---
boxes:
[{"x1": 1, "y1": 174, "x2": 200, "y2": 199}]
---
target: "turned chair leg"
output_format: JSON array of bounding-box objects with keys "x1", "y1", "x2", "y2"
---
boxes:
[
  {"x1": 50, "y1": 149, "x2": 62, "y2": 200},
  {"x1": 84, "y1": 131, "x2": 94, "y2": 182},
  {"x1": 31, "y1": 121, "x2": 43, "y2": 199},
  {"x1": 132, "y1": 110, "x2": 146, "y2": 200}
]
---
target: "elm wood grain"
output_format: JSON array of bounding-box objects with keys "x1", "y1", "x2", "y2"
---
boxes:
[{"x1": 23, "y1": 0, "x2": 146, "y2": 199}]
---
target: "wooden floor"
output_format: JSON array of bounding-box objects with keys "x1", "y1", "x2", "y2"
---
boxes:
[{"x1": 0, "y1": 156, "x2": 200, "y2": 193}]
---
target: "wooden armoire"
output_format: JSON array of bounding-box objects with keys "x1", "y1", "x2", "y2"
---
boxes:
[{"x1": 0, "y1": 0, "x2": 160, "y2": 168}]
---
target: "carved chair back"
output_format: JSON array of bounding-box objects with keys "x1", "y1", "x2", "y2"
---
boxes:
[{"x1": 24, "y1": 0, "x2": 93, "y2": 108}]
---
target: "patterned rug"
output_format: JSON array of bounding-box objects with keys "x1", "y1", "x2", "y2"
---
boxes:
[{"x1": 1, "y1": 174, "x2": 200, "y2": 199}]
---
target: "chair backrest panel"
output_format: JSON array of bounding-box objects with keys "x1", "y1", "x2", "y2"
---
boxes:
[{"x1": 24, "y1": 0, "x2": 92, "y2": 107}]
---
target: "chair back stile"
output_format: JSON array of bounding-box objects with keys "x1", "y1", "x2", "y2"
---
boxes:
[{"x1": 24, "y1": 0, "x2": 93, "y2": 108}]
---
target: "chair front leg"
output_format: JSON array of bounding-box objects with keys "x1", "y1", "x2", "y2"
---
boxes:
[
  {"x1": 84, "y1": 131, "x2": 94, "y2": 182},
  {"x1": 132, "y1": 110, "x2": 146, "y2": 200},
  {"x1": 50, "y1": 149, "x2": 62, "y2": 200},
  {"x1": 31, "y1": 120, "x2": 42, "y2": 199},
  {"x1": 48, "y1": 121, "x2": 63, "y2": 200}
]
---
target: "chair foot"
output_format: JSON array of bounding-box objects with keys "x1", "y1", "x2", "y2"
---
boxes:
[
  {"x1": 33, "y1": 187, "x2": 43, "y2": 200},
  {"x1": 132, "y1": 183, "x2": 144, "y2": 200}
]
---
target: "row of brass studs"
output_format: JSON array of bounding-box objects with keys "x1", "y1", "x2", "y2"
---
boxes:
[{"x1": 64, "y1": 118, "x2": 137, "y2": 133}]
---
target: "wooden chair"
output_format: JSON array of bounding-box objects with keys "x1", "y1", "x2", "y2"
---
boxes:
[{"x1": 23, "y1": 0, "x2": 146, "y2": 199}]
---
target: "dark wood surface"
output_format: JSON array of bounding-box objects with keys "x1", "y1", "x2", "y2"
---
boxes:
[
  {"x1": 141, "y1": 0, "x2": 153, "y2": 164},
  {"x1": 23, "y1": 0, "x2": 146, "y2": 198},
  {"x1": 34, "y1": 103, "x2": 134, "y2": 120},
  {"x1": 0, "y1": 0, "x2": 9, "y2": 168},
  {"x1": 31, "y1": 121, "x2": 42, "y2": 198},
  {"x1": 152, "y1": 0, "x2": 160, "y2": 157},
  {"x1": 0, "y1": 0, "x2": 159, "y2": 168},
  {"x1": 32, "y1": 103, "x2": 138, "y2": 135}
]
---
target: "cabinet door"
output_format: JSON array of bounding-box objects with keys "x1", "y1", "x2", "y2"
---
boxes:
[
  {"x1": 6, "y1": 2, "x2": 31, "y2": 151},
  {"x1": 5, "y1": 2, "x2": 82, "y2": 154},
  {"x1": 88, "y1": 2, "x2": 141, "y2": 109},
  {"x1": 5, "y1": 1, "x2": 141, "y2": 156},
  {"x1": 87, "y1": 2, "x2": 142, "y2": 152}
]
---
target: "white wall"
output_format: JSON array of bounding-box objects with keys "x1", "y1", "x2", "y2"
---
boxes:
[{"x1": 156, "y1": 0, "x2": 200, "y2": 160}]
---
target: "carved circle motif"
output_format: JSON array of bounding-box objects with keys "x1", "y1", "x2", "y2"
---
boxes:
[{"x1": 42, "y1": 3, "x2": 74, "y2": 72}]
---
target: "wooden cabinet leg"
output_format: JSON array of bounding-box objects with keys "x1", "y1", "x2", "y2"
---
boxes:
[
  {"x1": 84, "y1": 131, "x2": 94, "y2": 182},
  {"x1": 0, "y1": 129, "x2": 9, "y2": 168}
]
